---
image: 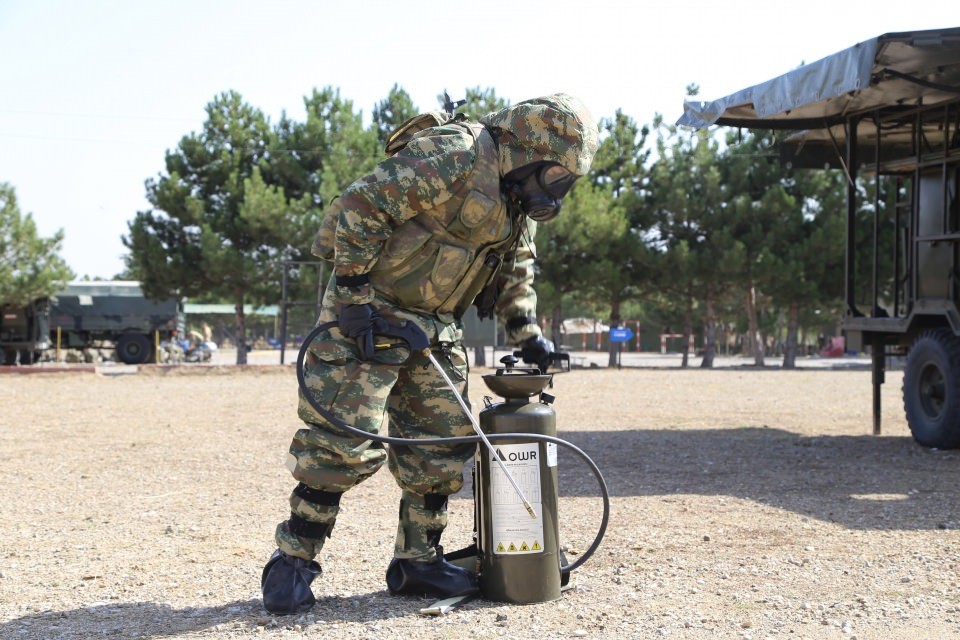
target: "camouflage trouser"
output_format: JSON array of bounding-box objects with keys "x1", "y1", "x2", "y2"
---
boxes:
[{"x1": 275, "y1": 321, "x2": 474, "y2": 563}]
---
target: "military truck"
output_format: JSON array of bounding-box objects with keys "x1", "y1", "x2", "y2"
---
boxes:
[
  {"x1": 679, "y1": 27, "x2": 960, "y2": 447},
  {"x1": 0, "y1": 281, "x2": 184, "y2": 365}
]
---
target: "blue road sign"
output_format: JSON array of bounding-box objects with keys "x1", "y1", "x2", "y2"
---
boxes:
[{"x1": 609, "y1": 327, "x2": 634, "y2": 343}]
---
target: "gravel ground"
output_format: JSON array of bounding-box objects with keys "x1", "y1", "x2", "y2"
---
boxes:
[{"x1": 2, "y1": 361, "x2": 960, "y2": 639}]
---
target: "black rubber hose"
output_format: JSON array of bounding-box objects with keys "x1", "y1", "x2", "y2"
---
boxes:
[{"x1": 295, "y1": 322, "x2": 610, "y2": 573}]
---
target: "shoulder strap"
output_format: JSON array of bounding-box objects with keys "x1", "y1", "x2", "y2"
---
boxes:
[{"x1": 384, "y1": 112, "x2": 470, "y2": 156}]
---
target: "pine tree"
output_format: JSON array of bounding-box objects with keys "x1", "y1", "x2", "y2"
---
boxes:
[{"x1": 0, "y1": 182, "x2": 73, "y2": 305}]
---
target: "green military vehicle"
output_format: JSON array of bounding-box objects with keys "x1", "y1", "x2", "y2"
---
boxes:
[
  {"x1": 0, "y1": 281, "x2": 184, "y2": 365},
  {"x1": 679, "y1": 27, "x2": 960, "y2": 447},
  {"x1": 0, "y1": 298, "x2": 52, "y2": 365}
]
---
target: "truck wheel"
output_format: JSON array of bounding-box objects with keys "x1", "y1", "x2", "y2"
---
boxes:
[
  {"x1": 117, "y1": 332, "x2": 152, "y2": 365},
  {"x1": 903, "y1": 328, "x2": 960, "y2": 448},
  {"x1": 1, "y1": 348, "x2": 16, "y2": 365}
]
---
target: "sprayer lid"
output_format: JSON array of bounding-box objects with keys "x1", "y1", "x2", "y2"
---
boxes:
[{"x1": 482, "y1": 355, "x2": 553, "y2": 398}]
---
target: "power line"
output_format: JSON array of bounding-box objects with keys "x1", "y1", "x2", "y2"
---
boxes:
[
  {"x1": 0, "y1": 108, "x2": 200, "y2": 123},
  {"x1": 0, "y1": 131, "x2": 174, "y2": 146}
]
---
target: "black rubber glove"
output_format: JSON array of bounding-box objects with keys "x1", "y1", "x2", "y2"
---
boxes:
[
  {"x1": 519, "y1": 335, "x2": 555, "y2": 373},
  {"x1": 338, "y1": 303, "x2": 379, "y2": 361}
]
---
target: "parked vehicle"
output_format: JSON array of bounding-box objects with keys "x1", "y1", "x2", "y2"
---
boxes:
[
  {"x1": 679, "y1": 27, "x2": 960, "y2": 447},
  {"x1": 0, "y1": 298, "x2": 51, "y2": 365},
  {"x1": 0, "y1": 281, "x2": 184, "y2": 365}
]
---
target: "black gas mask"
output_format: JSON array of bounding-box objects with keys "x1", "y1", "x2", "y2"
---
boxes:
[{"x1": 503, "y1": 161, "x2": 578, "y2": 222}]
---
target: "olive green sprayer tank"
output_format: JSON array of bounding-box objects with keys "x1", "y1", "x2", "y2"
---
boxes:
[{"x1": 476, "y1": 363, "x2": 560, "y2": 603}]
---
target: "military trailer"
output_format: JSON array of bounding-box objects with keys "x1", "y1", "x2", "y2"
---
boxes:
[
  {"x1": 679, "y1": 27, "x2": 960, "y2": 447},
  {"x1": 0, "y1": 281, "x2": 184, "y2": 365}
]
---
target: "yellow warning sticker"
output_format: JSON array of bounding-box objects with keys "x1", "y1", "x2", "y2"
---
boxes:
[{"x1": 493, "y1": 539, "x2": 546, "y2": 554}]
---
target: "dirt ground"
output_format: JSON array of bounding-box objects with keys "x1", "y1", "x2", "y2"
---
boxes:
[{"x1": 2, "y1": 360, "x2": 960, "y2": 639}]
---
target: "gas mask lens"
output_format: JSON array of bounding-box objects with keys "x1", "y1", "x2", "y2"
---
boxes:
[{"x1": 539, "y1": 165, "x2": 576, "y2": 199}]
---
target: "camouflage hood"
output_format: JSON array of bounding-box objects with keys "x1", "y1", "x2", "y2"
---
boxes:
[{"x1": 479, "y1": 93, "x2": 599, "y2": 178}]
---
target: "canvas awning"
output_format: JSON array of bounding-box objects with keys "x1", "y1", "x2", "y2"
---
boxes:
[{"x1": 676, "y1": 27, "x2": 960, "y2": 169}]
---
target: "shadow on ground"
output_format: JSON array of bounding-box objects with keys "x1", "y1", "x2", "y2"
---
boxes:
[
  {"x1": 551, "y1": 427, "x2": 960, "y2": 530},
  {"x1": 0, "y1": 593, "x2": 506, "y2": 639},
  {"x1": 6, "y1": 428, "x2": 956, "y2": 637}
]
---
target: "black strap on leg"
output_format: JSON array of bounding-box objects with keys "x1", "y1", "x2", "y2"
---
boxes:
[
  {"x1": 293, "y1": 483, "x2": 343, "y2": 506},
  {"x1": 424, "y1": 494, "x2": 448, "y2": 548},
  {"x1": 288, "y1": 513, "x2": 333, "y2": 540},
  {"x1": 507, "y1": 315, "x2": 538, "y2": 332},
  {"x1": 424, "y1": 493, "x2": 448, "y2": 511}
]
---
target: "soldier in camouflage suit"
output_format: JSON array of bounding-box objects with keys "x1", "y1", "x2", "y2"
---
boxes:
[{"x1": 262, "y1": 94, "x2": 599, "y2": 614}]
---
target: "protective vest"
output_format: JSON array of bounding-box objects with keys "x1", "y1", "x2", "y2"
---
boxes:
[
  {"x1": 373, "y1": 123, "x2": 519, "y2": 323},
  {"x1": 319, "y1": 122, "x2": 520, "y2": 324}
]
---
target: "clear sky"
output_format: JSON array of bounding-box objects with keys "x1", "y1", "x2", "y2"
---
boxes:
[{"x1": 0, "y1": 0, "x2": 953, "y2": 279}]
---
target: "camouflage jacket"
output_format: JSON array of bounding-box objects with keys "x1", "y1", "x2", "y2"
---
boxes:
[
  {"x1": 313, "y1": 121, "x2": 540, "y2": 344},
  {"x1": 312, "y1": 94, "x2": 599, "y2": 346}
]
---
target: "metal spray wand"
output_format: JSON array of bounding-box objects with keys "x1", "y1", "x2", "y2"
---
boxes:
[{"x1": 423, "y1": 349, "x2": 537, "y2": 519}]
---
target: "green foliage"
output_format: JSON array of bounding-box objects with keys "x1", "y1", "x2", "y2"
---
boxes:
[
  {"x1": 372, "y1": 84, "x2": 419, "y2": 148},
  {"x1": 850, "y1": 175, "x2": 900, "y2": 313},
  {"x1": 302, "y1": 88, "x2": 380, "y2": 207},
  {"x1": 0, "y1": 183, "x2": 74, "y2": 305},
  {"x1": 535, "y1": 181, "x2": 630, "y2": 313},
  {"x1": 591, "y1": 109, "x2": 651, "y2": 198},
  {"x1": 649, "y1": 122, "x2": 725, "y2": 289},
  {"x1": 126, "y1": 91, "x2": 276, "y2": 300},
  {"x1": 119, "y1": 83, "x2": 856, "y2": 365},
  {"x1": 458, "y1": 86, "x2": 509, "y2": 120},
  {"x1": 760, "y1": 166, "x2": 845, "y2": 312},
  {"x1": 124, "y1": 92, "x2": 306, "y2": 362},
  {"x1": 557, "y1": 115, "x2": 851, "y2": 364},
  {"x1": 583, "y1": 111, "x2": 656, "y2": 315}
]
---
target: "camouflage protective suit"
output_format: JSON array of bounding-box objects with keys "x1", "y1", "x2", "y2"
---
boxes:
[{"x1": 275, "y1": 94, "x2": 599, "y2": 567}]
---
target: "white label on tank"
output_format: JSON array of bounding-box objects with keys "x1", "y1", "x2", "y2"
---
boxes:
[
  {"x1": 490, "y1": 442, "x2": 543, "y2": 555},
  {"x1": 546, "y1": 442, "x2": 557, "y2": 467}
]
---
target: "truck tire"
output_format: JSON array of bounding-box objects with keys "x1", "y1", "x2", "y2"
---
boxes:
[
  {"x1": 902, "y1": 328, "x2": 960, "y2": 448},
  {"x1": 117, "y1": 332, "x2": 153, "y2": 365}
]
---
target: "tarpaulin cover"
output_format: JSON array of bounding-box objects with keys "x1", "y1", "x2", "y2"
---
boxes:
[{"x1": 677, "y1": 27, "x2": 960, "y2": 131}]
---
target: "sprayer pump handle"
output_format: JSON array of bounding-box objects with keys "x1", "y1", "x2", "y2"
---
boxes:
[{"x1": 499, "y1": 354, "x2": 519, "y2": 369}]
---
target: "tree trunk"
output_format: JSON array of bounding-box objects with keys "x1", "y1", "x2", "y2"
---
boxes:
[
  {"x1": 745, "y1": 282, "x2": 765, "y2": 367},
  {"x1": 681, "y1": 286, "x2": 693, "y2": 368},
  {"x1": 551, "y1": 304, "x2": 563, "y2": 351},
  {"x1": 776, "y1": 314, "x2": 787, "y2": 356},
  {"x1": 782, "y1": 302, "x2": 799, "y2": 369},
  {"x1": 700, "y1": 282, "x2": 716, "y2": 368},
  {"x1": 607, "y1": 300, "x2": 621, "y2": 368},
  {"x1": 235, "y1": 298, "x2": 248, "y2": 365}
]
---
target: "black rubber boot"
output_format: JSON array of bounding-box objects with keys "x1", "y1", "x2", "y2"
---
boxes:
[
  {"x1": 261, "y1": 550, "x2": 322, "y2": 614},
  {"x1": 385, "y1": 547, "x2": 478, "y2": 598}
]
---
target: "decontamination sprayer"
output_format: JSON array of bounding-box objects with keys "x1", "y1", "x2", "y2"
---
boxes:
[{"x1": 295, "y1": 319, "x2": 610, "y2": 605}]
